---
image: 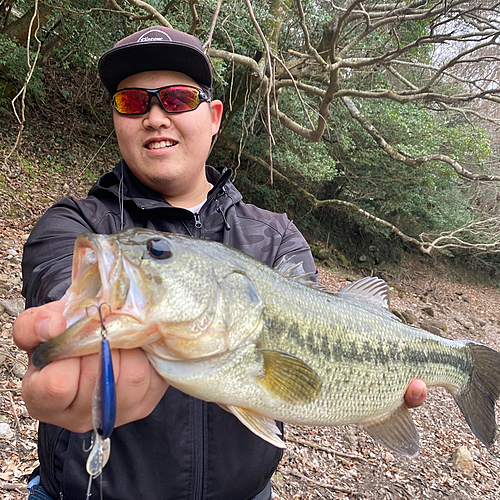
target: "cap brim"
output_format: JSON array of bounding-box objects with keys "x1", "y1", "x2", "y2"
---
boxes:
[{"x1": 98, "y1": 42, "x2": 212, "y2": 94}]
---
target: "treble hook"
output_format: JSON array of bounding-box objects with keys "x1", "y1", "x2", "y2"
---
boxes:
[{"x1": 85, "y1": 302, "x2": 112, "y2": 338}]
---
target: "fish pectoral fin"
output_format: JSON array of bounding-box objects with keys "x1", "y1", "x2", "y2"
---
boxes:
[
  {"x1": 255, "y1": 349, "x2": 321, "y2": 404},
  {"x1": 223, "y1": 404, "x2": 286, "y2": 449},
  {"x1": 361, "y1": 404, "x2": 420, "y2": 458}
]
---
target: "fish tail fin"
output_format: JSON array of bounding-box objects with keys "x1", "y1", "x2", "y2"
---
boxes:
[{"x1": 453, "y1": 342, "x2": 500, "y2": 447}]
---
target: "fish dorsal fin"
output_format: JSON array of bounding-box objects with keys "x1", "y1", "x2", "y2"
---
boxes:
[
  {"x1": 275, "y1": 256, "x2": 325, "y2": 289},
  {"x1": 361, "y1": 404, "x2": 420, "y2": 457},
  {"x1": 338, "y1": 276, "x2": 390, "y2": 309},
  {"x1": 221, "y1": 404, "x2": 286, "y2": 449}
]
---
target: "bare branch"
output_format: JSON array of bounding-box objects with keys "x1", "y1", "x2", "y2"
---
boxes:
[
  {"x1": 295, "y1": 0, "x2": 327, "y2": 67},
  {"x1": 203, "y1": 0, "x2": 224, "y2": 51},
  {"x1": 341, "y1": 96, "x2": 500, "y2": 181},
  {"x1": 220, "y1": 136, "x2": 424, "y2": 250},
  {"x1": 208, "y1": 48, "x2": 264, "y2": 77},
  {"x1": 188, "y1": 0, "x2": 199, "y2": 34},
  {"x1": 421, "y1": 216, "x2": 500, "y2": 254},
  {"x1": 125, "y1": 0, "x2": 172, "y2": 27}
]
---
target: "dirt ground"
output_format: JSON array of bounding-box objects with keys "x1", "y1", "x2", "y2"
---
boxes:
[{"x1": 0, "y1": 214, "x2": 499, "y2": 500}]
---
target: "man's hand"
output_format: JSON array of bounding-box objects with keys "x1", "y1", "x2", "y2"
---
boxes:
[
  {"x1": 404, "y1": 379, "x2": 427, "y2": 408},
  {"x1": 13, "y1": 301, "x2": 168, "y2": 433}
]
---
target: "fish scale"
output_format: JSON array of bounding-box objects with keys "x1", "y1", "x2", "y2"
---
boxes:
[{"x1": 32, "y1": 228, "x2": 500, "y2": 458}]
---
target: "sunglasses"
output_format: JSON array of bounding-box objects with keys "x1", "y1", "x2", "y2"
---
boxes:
[{"x1": 111, "y1": 85, "x2": 211, "y2": 115}]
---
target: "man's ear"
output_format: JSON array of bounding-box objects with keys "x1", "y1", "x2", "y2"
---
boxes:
[{"x1": 210, "y1": 100, "x2": 224, "y2": 135}]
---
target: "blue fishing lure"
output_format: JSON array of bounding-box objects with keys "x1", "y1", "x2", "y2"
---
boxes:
[{"x1": 86, "y1": 328, "x2": 116, "y2": 480}]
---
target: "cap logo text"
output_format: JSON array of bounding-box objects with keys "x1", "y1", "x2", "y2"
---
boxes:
[{"x1": 138, "y1": 29, "x2": 172, "y2": 43}]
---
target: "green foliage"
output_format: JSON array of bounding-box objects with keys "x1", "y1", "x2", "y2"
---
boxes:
[
  {"x1": 0, "y1": 34, "x2": 44, "y2": 107},
  {"x1": 0, "y1": 0, "x2": 497, "y2": 273}
]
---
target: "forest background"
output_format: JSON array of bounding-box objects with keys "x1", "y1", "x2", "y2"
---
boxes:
[
  {"x1": 0, "y1": 0, "x2": 499, "y2": 281},
  {"x1": 0, "y1": 2, "x2": 500, "y2": 499}
]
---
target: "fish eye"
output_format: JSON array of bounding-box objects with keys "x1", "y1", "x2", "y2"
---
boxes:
[{"x1": 146, "y1": 238, "x2": 173, "y2": 260}]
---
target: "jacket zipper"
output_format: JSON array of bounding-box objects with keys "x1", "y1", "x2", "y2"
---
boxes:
[
  {"x1": 192, "y1": 399, "x2": 205, "y2": 499},
  {"x1": 189, "y1": 213, "x2": 205, "y2": 499},
  {"x1": 193, "y1": 212, "x2": 202, "y2": 229}
]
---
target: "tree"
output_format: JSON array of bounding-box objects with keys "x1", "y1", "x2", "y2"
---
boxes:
[{"x1": 3, "y1": 0, "x2": 500, "y2": 258}]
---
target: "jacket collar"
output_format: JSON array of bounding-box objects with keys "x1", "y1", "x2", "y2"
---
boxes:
[{"x1": 89, "y1": 160, "x2": 241, "y2": 211}]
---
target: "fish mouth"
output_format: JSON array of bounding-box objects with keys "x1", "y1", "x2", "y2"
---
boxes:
[
  {"x1": 66, "y1": 232, "x2": 155, "y2": 328},
  {"x1": 32, "y1": 233, "x2": 151, "y2": 368},
  {"x1": 63, "y1": 234, "x2": 133, "y2": 327}
]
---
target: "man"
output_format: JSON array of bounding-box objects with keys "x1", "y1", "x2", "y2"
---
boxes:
[{"x1": 13, "y1": 26, "x2": 427, "y2": 500}]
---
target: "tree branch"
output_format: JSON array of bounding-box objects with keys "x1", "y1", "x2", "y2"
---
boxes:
[
  {"x1": 220, "y1": 136, "x2": 500, "y2": 256},
  {"x1": 341, "y1": 96, "x2": 500, "y2": 181},
  {"x1": 125, "y1": 0, "x2": 172, "y2": 27}
]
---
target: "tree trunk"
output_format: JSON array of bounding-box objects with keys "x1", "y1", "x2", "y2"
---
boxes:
[{"x1": 0, "y1": 3, "x2": 54, "y2": 45}]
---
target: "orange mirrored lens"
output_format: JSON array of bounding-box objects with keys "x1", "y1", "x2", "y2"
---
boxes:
[
  {"x1": 113, "y1": 86, "x2": 203, "y2": 115},
  {"x1": 113, "y1": 89, "x2": 150, "y2": 114},
  {"x1": 158, "y1": 87, "x2": 200, "y2": 112}
]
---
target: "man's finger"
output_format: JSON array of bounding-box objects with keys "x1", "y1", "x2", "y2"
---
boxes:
[
  {"x1": 13, "y1": 301, "x2": 66, "y2": 352},
  {"x1": 405, "y1": 379, "x2": 427, "y2": 408}
]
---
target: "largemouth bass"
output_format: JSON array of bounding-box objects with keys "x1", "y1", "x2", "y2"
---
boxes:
[{"x1": 32, "y1": 228, "x2": 500, "y2": 457}]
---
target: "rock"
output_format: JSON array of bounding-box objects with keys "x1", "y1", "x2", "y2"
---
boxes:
[
  {"x1": 358, "y1": 254, "x2": 367, "y2": 262},
  {"x1": 421, "y1": 306, "x2": 434, "y2": 317},
  {"x1": 452, "y1": 446, "x2": 474, "y2": 474},
  {"x1": 0, "y1": 422, "x2": 14, "y2": 440},
  {"x1": 470, "y1": 316, "x2": 487, "y2": 328},
  {"x1": 0, "y1": 289, "x2": 8, "y2": 297},
  {"x1": 0, "y1": 298, "x2": 25, "y2": 317},
  {"x1": 272, "y1": 471, "x2": 285, "y2": 485},
  {"x1": 12, "y1": 360, "x2": 27, "y2": 379},
  {"x1": 429, "y1": 319, "x2": 447, "y2": 331},
  {"x1": 401, "y1": 310, "x2": 417, "y2": 324},
  {"x1": 419, "y1": 321, "x2": 443, "y2": 336},
  {"x1": 344, "y1": 430, "x2": 358, "y2": 452},
  {"x1": 457, "y1": 318, "x2": 473, "y2": 330}
]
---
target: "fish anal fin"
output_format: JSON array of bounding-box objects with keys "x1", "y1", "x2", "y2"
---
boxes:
[
  {"x1": 256, "y1": 349, "x2": 321, "y2": 404},
  {"x1": 225, "y1": 404, "x2": 285, "y2": 449},
  {"x1": 362, "y1": 404, "x2": 420, "y2": 458}
]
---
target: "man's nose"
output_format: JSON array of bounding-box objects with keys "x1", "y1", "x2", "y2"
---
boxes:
[{"x1": 144, "y1": 97, "x2": 172, "y2": 127}]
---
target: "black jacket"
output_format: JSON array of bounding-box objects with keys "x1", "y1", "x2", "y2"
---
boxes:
[{"x1": 22, "y1": 161, "x2": 316, "y2": 500}]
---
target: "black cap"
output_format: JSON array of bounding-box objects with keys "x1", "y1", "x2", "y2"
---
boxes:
[{"x1": 98, "y1": 26, "x2": 212, "y2": 94}]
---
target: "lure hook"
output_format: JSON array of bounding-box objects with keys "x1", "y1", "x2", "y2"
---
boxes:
[{"x1": 85, "y1": 302, "x2": 112, "y2": 339}]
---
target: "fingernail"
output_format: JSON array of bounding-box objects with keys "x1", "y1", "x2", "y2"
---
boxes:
[
  {"x1": 412, "y1": 386, "x2": 425, "y2": 400},
  {"x1": 36, "y1": 318, "x2": 52, "y2": 342}
]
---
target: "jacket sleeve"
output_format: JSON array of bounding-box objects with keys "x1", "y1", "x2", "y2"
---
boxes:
[
  {"x1": 21, "y1": 197, "x2": 119, "y2": 308},
  {"x1": 273, "y1": 219, "x2": 318, "y2": 282}
]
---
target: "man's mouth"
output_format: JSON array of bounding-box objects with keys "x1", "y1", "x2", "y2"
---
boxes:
[{"x1": 146, "y1": 140, "x2": 177, "y2": 150}]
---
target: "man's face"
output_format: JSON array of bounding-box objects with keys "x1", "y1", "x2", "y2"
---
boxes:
[{"x1": 113, "y1": 70, "x2": 223, "y2": 204}]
